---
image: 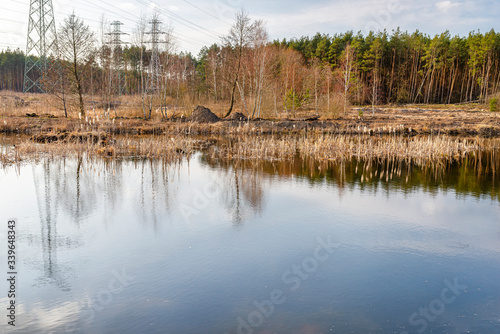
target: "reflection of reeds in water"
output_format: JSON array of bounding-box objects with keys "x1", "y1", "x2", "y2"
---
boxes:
[
  {"x1": 205, "y1": 134, "x2": 500, "y2": 201},
  {"x1": 212, "y1": 134, "x2": 498, "y2": 165},
  {"x1": 2, "y1": 133, "x2": 499, "y2": 182},
  {"x1": 0, "y1": 134, "x2": 215, "y2": 163}
]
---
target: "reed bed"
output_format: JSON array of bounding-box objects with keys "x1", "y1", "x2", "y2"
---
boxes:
[
  {"x1": 2, "y1": 130, "x2": 499, "y2": 174},
  {"x1": 211, "y1": 134, "x2": 498, "y2": 168},
  {"x1": 0, "y1": 134, "x2": 215, "y2": 164}
]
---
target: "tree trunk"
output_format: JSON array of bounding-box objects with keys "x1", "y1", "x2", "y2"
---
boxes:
[
  {"x1": 225, "y1": 47, "x2": 242, "y2": 118},
  {"x1": 73, "y1": 50, "x2": 85, "y2": 118}
]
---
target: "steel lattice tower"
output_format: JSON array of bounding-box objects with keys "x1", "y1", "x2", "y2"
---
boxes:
[
  {"x1": 106, "y1": 21, "x2": 128, "y2": 95},
  {"x1": 146, "y1": 19, "x2": 164, "y2": 94},
  {"x1": 23, "y1": 0, "x2": 58, "y2": 93}
]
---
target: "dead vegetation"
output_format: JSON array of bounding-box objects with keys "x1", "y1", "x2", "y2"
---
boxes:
[
  {"x1": 1, "y1": 106, "x2": 500, "y2": 138},
  {"x1": 0, "y1": 133, "x2": 217, "y2": 164},
  {"x1": 1, "y1": 92, "x2": 500, "y2": 166},
  {"x1": 209, "y1": 134, "x2": 498, "y2": 166},
  {"x1": 1, "y1": 91, "x2": 499, "y2": 138}
]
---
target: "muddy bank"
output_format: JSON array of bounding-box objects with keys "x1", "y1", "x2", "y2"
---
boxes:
[{"x1": 1, "y1": 107, "x2": 500, "y2": 137}]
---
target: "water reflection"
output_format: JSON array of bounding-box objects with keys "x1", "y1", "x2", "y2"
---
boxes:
[
  {"x1": 207, "y1": 161, "x2": 265, "y2": 227},
  {"x1": 32, "y1": 159, "x2": 70, "y2": 291},
  {"x1": 202, "y1": 146, "x2": 500, "y2": 202},
  {"x1": 0, "y1": 141, "x2": 499, "y2": 334}
]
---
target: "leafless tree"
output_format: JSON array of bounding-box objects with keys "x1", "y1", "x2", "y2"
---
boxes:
[
  {"x1": 250, "y1": 20, "x2": 268, "y2": 118},
  {"x1": 57, "y1": 13, "x2": 96, "y2": 118},
  {"x1": 338, "y1": 43, "x2": 357, "y2": 116},
  {"x1": 223, "y1": 9, "x2": 256, "y2": 118}
]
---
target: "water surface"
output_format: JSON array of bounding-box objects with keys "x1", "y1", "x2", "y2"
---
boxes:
[{"x1": 0, "y1": 146, "x2": 499, "y2": 334}]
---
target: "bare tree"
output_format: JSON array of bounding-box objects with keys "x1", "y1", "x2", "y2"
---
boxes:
[
  {"x1": 42, "y1": 56, "x2": 69, "y2": 117},
  {"x1": 338, "y1": 43, "x2": 357, "y2": 116},
  {"x1": 57, "y1": 13, "x2": 96, "y2": 118},
  {"x1": 223, "y1": 9, "x2": 255, "y2": 118},
  {"x1": 251, "y1": 20, "x2": 268, "y2": 118}
]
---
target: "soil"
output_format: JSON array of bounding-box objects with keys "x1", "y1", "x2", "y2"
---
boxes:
[
  {"x1": 225, "y1": 112, "x2": 248, "y2": 122},
  {"x1": 186, "y1": 106, "x2": 220, "y2": 123}
]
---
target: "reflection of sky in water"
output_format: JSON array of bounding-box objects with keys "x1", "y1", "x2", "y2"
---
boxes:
[{"x1": 0, "y1": 154, "x2": 499, "y2": 334}]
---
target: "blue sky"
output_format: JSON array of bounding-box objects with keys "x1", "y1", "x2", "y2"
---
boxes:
[{"x1": 0, "y1": 0, "x2": 499, "y2": 56}]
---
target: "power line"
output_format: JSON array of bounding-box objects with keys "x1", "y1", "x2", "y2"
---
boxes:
[
  {"x1": 133, "y1": 0, "x2": 222, "y2": 39},
  {"x1": 1, "y1": 0, "x2": 216, "y2": 53},
  {"x1": 0, "y1": 4, "x2": 104, "y2": 26},
  {"x1": 0, "y1": 5, "x2": 26, "y2": 15},
  {"x1": 90, "y1": 0, "x2": 209, "y2": 48},
  {"x1": 86, "y1": 0, "x2": 141, "y2": 24},
  {"x1": 183, "y1": 0, "x2": 231, "y2": 26},
  {"x1": 0, "y1": 17, "x2": 25, "y2": 25}
]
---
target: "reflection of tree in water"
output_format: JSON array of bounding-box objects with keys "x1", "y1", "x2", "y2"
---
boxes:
[
  {"x1": 27, "y1": 156, "x2": 182, "y2": 290},
  {"x1": 32, "y1": 159, "x2": 72, "y2": 291},
  {"x1": 203, "y1": 145, "x2": 500, "y2": 202},
  {"x1": 136, "y1": 158, "x2": 178, "y2": 229},
  {"x1": 201, "y1": 156, "x2": 265, "y2": 227},
  {"x1": 59, "y1": 157, "x2": 100, "y2": 223},
  {"x1": 30, "y1": 157, "x2": 125, "y2": 290}
]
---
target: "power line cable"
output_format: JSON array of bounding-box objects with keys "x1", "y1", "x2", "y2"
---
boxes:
[
  {"x1": 183, "y1": 0, "x2": 231, "y2": 26},
  {"x1": 1, "y1": 0, "x2": 211, "y2": 52},
  {"x1": 133, "y1": 0, "x2": 222, "y2": 39}
]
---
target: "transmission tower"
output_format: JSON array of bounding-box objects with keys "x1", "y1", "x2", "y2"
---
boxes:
[
  {"x1": 146, "y1": 18, "x2": 164, "y2": 95},
  {"x1": 108, "y1": 21, "x2": 127, "y2": 47},
  {"x1": 106, "y1": 21, "x2": 128, "y2": 95},
  {"x1": 23, "y1": 0, "x2": 58, "y2": 93}
]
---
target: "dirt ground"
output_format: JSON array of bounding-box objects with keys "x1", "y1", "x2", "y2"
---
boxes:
[{"x1": 1, "y1": 105, "x2": 500, "y2": 138}]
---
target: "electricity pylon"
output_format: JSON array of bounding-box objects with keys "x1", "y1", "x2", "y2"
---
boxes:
[
  {"x1": 23, "y1": 0, "x2": 58, "y2": 93},
  {"x1": 146, "y1": 18, "x2": 163, "y2": 95},
  {"x1": 106, "y1": 21, "x2": 128, "y2": 95}
]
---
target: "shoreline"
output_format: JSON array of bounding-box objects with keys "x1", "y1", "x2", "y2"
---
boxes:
[{"x1": 1, "y1": 107, "x2": 500, "y2": 138}]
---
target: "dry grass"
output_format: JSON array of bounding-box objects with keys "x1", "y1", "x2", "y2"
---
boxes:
[
  {"x1": 209, "y1": 134, "x2": 499, "y2": 167},
  {"x1": 0, "y1": 133, "x2": 215, "y2": 164},
  {"x1": 1, "y1": 90, "x2": 499, "y2": 134}
]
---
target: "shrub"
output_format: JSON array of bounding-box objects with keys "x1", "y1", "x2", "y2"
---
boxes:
[{"x1": 490, "y1": 97, "x2": 499, "y2": 112}]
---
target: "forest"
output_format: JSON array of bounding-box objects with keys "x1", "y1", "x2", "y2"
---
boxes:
[{"x1": 1, "y1": 10, "x2": 500, "y2": 118}]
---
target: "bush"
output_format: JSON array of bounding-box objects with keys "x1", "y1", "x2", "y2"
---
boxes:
[{"x1": 490, "y1": 97, "x2": 499, "y2": 112}]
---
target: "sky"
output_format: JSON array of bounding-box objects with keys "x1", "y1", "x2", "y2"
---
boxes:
[{"x1": 0, "y1": 0, "x2": 499, "y2": 57}]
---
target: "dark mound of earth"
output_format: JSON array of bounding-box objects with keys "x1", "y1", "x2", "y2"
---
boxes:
[
  {"x1": 187, "y1": 106, "x2": 220, "y2": 123},
  {"x1": 226, "y1": 112, "x2": 248, "y2": 121}
]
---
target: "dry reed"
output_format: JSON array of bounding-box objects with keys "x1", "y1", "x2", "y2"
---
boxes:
[
  {"x1": 0, "y1": 134, "x2": 215, "y2": 164},
  {"x1": 210, "y1": 134, "x2": 499, "y2": 168}
]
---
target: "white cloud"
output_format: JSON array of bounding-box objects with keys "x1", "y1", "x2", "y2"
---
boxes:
[
  {"x1": 436, "y1": 1, "x2": 460, "y2": 12},
  {"x1": 261, "y1": 0, "x2": 377, "y2": 38}
]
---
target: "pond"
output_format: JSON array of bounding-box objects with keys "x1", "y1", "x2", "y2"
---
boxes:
[{"x1": 0, "y1": 139, "x2": 499, "y2": 334}]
